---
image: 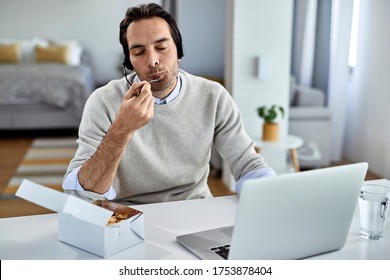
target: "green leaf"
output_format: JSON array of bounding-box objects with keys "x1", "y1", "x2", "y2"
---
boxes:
[{"x1": 256, "y1": 104, "x2": 285, "y2": 123}]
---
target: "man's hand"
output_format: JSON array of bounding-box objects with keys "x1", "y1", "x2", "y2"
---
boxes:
[{"x1": 114, "y1": 81, "x2": 155, "y2": 138}]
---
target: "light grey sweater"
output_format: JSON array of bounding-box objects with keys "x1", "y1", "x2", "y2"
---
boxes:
[{"x1": 64, "y1": 70, "x2": 269, "y2": 204}]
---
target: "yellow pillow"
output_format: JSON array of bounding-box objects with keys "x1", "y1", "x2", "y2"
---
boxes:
[
  {"x1": 35, "y1": 45, "x2": 69, "y2": 64},
  {"x1": 0, "y1": 43, "x2": 20, "y2": 63}
]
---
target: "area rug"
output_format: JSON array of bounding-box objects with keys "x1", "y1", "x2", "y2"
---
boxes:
[{"x1": 2, "y1": 137, "x2": 78, "y2": 198}]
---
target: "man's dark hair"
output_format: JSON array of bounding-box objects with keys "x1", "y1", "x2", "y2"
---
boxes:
[{"x1": 119, "y1": 3, "x2": 184, "y2": 70}]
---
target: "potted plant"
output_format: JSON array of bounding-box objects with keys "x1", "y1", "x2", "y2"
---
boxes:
[{"x1": 257, "y1": 104, "x2": 285, "y2": 141}]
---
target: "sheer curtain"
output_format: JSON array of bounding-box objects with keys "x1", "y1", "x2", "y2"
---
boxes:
[
  {"x1": 291, "y1": 0, "x2": 355, "y2": 162},
  {"x1": 291, "y1": 0, "x2": 331, "y2": 99},
  {"x1": 328, "y1": 0, "x2": 354, "y2": 161},
  {"x1": 291, "y1": 0, "x2": 318, "y2": 87}
]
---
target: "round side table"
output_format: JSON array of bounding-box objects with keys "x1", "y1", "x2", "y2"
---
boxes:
[{"x1": 253, "y1": 135, "x2": 304, "y2": 172}]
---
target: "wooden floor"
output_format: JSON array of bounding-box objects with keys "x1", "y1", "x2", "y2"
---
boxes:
[{"x1": 0, "y1": 131, "x2": 380, "y2": 218}]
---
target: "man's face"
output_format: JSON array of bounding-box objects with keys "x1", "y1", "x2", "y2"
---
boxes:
[{"x1": 126, "y1": 17, "x2": 179, "y2": 98}]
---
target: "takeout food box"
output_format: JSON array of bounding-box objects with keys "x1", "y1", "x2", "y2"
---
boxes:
[{"x1": 16, "y1": 179, "x2": 144, "y2": 257}]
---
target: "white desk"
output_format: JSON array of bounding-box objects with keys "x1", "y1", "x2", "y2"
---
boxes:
[
  {"x1": 1, "y1": 194, "x2": 390, "y2": 260},
  {"x1": 254, "y1": 135, "x2": 304, "y2": 172}
]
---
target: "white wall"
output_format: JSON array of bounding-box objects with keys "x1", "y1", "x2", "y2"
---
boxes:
[
  {"x1": 226, "y1": 0, "x2": 293, "y2": 139},
  {"x1": 223, "y1": 0, "x2": 293, "y2": 187},
  {"x1": 343, "y1": 0, "x2": 390, "y2": 179},
  {"x1": 0, "y1": 0, "x2": 159, "y2": 84}
]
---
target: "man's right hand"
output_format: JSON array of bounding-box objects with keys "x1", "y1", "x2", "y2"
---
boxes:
[{"x1": 114, "y1": 81, "x2": 155, "y2": 139}]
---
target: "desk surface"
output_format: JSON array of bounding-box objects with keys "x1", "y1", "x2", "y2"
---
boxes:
[{"x1": 1, "y1": 192, "x2": 390, "y2": 260}]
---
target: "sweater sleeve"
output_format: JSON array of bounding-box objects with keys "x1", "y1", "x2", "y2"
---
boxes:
[
  {"x1": 212, "y1": 88, "x2": 271, "y2": 182},
  {"x1": 63, "y1": 81, "x2": 123, "y2": 181}
]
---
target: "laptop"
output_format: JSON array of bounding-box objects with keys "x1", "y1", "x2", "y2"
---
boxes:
[{"x1": 176, "y1": 162, "x2": 368, "y2": 260}]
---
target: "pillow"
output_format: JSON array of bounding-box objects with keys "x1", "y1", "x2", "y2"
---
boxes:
[
  {"x1": 48, "y1": 39, "x2": 83, "y2": 66},
  {"x1": 68, "y1": 44, "x2": 83, "y2": 66},
  {"x1": 0, "y1": 43, "x2": 20, "y2": 63},
  {"x1": 35, "y1": 45, "x2": 69, "y2": 64},
  {"x1": 0, "y1": 38, "x2": 83, "y2": 65},
  {"x1": 27, "y1": 37, "x2": 49, "y2": 63},
  {"x1": 0, "y1": 38, "x2": 48, "y2": 63}
]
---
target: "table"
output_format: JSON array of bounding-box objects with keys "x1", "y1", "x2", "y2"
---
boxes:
[
  {"x1": 1, "y1": 186, "x2": 390, "y2": 260},
  {"x1": 254, "y1": 135, "x2": 303, "y2": 172}
]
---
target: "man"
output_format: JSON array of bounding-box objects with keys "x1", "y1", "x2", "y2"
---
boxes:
[{"x1": 63, "y1": 3, "x2": 275, "y2": 204}]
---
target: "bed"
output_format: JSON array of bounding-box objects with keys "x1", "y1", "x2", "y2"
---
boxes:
[{"x1": 0, "y1": 38, "x2": 95, "y2": 130}]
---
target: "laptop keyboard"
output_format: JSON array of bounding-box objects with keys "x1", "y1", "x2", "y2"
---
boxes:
[{"x1": 210, "y1": 244, "x2": 230, "y2": 260}]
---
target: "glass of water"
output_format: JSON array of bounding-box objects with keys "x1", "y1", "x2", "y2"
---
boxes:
[{"x1": 359, "y1": 183, "x2": 390, "y2": 240}]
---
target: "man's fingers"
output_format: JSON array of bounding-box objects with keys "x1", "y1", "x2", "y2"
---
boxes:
[{"x1": 125, "y1": 81, "x2": 148, "y2": 100}]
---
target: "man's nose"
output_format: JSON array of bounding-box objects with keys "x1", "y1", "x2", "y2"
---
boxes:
[{"x1": 147, "y1": 54, "x2": 159, "y2": 68}]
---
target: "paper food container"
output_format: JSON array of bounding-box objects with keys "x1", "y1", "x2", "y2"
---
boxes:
[{"x1": 16, "y1": 179, "x2": 144, "y2": 258}]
